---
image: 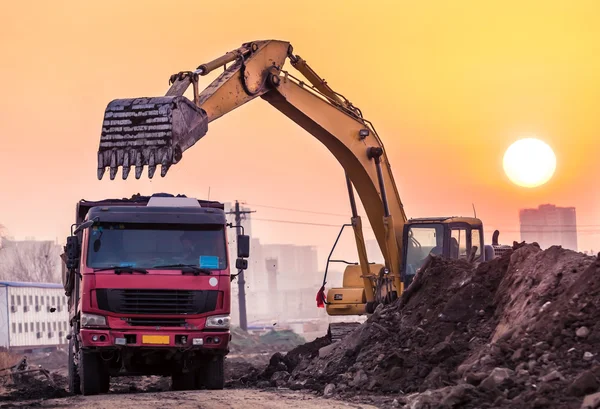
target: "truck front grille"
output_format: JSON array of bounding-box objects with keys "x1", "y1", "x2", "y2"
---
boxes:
[
  {"x1": 96, "y1": 289, "x2": 219, "y2": 315},
  {"x1": 126, "y1": 318, "x2": 187, "y2": 327}
]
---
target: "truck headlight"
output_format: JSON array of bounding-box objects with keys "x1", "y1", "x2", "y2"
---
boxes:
[
  {"x1": 81, "y1": 313, "x2": 107, "y2": 328},
  {"x1": 205, "y1": 315, "x2": 230, "y2": 329}
]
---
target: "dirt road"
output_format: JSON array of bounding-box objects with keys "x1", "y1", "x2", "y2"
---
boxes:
[{"x1": 8, "y1": 389, "x2": 381, "y2": 409}]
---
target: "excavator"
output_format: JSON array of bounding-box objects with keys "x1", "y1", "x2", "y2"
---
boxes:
[{"x1": 96, "y1": 40, "x2": 510, "y2": 342}]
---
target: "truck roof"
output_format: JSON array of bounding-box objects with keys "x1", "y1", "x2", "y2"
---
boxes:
[
  {"x1": 76, "y1": 193, "x2": 224, "y2": 224},
  {"x1": 86, "y1": 204, "x2": 226, "y2": 226}
]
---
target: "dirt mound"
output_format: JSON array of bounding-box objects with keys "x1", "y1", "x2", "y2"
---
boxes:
[
  {"x1": 252, "y1": 243, "x2": 600, "y2": 408},
  {"x1": 229, "y1": 335, "x2": 331, "y2": 389},
  {"x1": 289, "y1": 253, "x2": 508, "y2": 396},
  {"x1": 0, "y1": 372, "x2": 69, "y2": 402}
]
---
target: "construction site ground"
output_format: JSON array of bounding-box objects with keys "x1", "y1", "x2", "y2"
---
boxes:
[{"x1": 3, "y1": 242, "x2": 600, "y2": 408}]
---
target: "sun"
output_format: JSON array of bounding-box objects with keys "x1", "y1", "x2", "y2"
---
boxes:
[{"x1": 503, "y1": 138, "x2": 556, "y2": 188}]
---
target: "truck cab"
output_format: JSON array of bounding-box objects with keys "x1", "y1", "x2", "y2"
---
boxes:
[{"x1": 62, "y1": 193, "x2": 249, "y2": 395}]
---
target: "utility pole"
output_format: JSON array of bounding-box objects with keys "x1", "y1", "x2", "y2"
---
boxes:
[{"x1": 226, "y1": 201, "x2": 255, "y2": 332}]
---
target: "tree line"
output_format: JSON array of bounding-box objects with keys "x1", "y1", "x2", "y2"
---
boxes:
[{"x1": 0, "y1": 224, "x2": 61, "y2": 283}]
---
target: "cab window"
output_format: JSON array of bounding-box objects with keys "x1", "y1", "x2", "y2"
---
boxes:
[
  {"x1": 404, "y1": 224, "x2": 444, "y2": 276},
  {"x1": 450, "y1": 228, "x2": 468, "y2": 259},
  {"x1": 471, "y1": 229, "x2": 482, "y2": 260}
]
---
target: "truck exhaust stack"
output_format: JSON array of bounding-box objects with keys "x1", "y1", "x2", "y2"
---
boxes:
[{"x1": 97, "y1": 96, "x2": 209, "y2": 180}]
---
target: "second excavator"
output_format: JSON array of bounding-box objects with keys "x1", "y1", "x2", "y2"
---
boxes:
[{"x1": 97, "y1": 40, "x2": 510, "y2": 341}]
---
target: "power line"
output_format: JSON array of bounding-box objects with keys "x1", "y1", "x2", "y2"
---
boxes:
[
  {"x1": 244, "y1": 203, "x2": 349, "y2": 218},
  {"x1": 252, "y1": 218, "x2": 344, "y2": 228},
  {"x1": 245, "y1": 203, "x2": 600, "y2": 229},
  {"x1": 250, "y1": 217, "x2": 600, "y2": 235}
]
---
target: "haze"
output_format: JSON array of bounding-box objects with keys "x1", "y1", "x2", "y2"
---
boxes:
[{"x1": 1, "y1": 0, "x2": 599, "y2": 263}]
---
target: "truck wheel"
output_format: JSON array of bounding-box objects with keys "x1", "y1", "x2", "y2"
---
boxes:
[
  {"x1": 68, "y1": 338, "x2": 80, "y2": 395},
  {"x1": 172, "y1": 372, "x2": 196, "y2": 391},
  {"x1": 79, "y1": 351, "x2": 108, "y2": 396},
  {"x1": 201, "y1": 355, "x2": 224, "y2": 390}
]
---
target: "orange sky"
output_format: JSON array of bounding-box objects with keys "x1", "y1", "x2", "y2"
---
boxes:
[{"x1": 1, "y1": 0, "x2": 599, "y2": 264}]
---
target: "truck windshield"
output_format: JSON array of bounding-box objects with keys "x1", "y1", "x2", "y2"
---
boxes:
[
  {"x1": 404, "y1": 224, "x2": 444, "y2": 277},
  {"x1": 86, "y1": 223, "x2": 227, "y2": 270}
]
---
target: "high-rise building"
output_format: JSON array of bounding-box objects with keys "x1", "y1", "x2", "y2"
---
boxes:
[{"x1": 519, "y1": 204, "x2": 578, "y2": 251}]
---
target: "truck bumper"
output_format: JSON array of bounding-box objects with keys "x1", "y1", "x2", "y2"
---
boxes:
[{"x1": 79, "y1": 328, "x2": 230, "y2": 351}]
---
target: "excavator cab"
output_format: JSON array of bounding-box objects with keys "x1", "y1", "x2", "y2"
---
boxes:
[{"x1": 401, "y1": 217, "x2": 485, "y2": 286}]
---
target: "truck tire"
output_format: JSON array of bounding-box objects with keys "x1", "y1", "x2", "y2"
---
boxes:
[
  {"x1": 68, "y1": 338, "x2": 80, "y2": 395},
  {"x1": 201, "y1": 355, "x2": 224, "y2": 390},
  {"x1": 79, "y1": 351, "x2": 108, "y2": 396},
  {"x1": 172, "y1": 372, "x2": 196, "y2": 391}
]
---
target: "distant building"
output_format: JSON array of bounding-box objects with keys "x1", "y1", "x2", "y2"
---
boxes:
[
  {"x1": 0, "y1": 281, "x2": 69, "y2": 351},
  {"x1": 519, "y1": 204, "x2": 578, "y2": 251}
]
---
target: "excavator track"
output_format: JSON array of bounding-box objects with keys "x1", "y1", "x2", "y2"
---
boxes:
[{"x1": 327, "y1": 322, "x2": 363, "y2": 343}]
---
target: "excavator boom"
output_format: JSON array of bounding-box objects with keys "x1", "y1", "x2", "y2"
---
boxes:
[{"x1": 97, "y1": 39, "x2": 422, "y2": 325}]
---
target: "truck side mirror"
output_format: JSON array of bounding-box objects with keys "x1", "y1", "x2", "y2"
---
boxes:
[
  {"x1": 235, "y1": 258, "x2": 248, "y2": 270},
  {"x1": 65, "y1": 236, "x2": 80, "y2": 270},
  {"x1": 237, "y1": 234, "x2": 250, "y2": 258}
]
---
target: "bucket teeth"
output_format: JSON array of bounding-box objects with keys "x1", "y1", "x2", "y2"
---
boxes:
[
  {"x1": 97, "y1": 96, "x2": 209, "y2": 180},
  {"x1": 122, "y1": 152, "x2": 131, "y2": 180},
  {"x1": 135, "y1": 165, "x2": 144, "y2": 180}
]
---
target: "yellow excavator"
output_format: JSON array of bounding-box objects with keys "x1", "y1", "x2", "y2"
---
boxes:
[{"x1": 97, "y1": 40, "x2": 510, "y2": 342}]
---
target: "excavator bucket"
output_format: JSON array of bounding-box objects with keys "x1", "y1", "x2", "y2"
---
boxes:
[{"x1": 97, "y1": 96, "x2": 208, "y2": 180}]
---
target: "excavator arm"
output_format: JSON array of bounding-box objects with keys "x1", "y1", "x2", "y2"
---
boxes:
[{"x1": 98, "y1": 39, "x2": 408, "y2": 307}]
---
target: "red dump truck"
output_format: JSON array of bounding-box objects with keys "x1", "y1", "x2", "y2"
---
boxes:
[{"x1": 61, "y1": 193, "x2": 249, "y2": 395}]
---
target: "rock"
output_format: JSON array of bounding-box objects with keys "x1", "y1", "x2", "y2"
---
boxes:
[
  {"x1": 528, "y1": 360, "x2": 537, "y2": 371},
  {"x1": 465, "y1": 372, "x2": 488, "y2": 385},
  {"x1": 512, "y1": 348, "x2": 525, "y2": 361},
  {"x1": 457, "y1": 362, "x2": 474, "y2": 376},
  {"x1": 533, "y1": 396, "x2": 552, "y2": 408},
  {"x1": 289, "y1": 380, "x2": 307, "y2": 391},
  {"x1": 585, "y1": 352, "x2": 595, "y2": 361},
  {"x1": 323, "y1": 383, "x2": 336, "y2": 397},
  {"x1": 568, "y1": 371, "x2": 599, "y2": 396},
  {"x1": 270, "y1": 371, "x2": 290, "y2": 385},
  {"x1": 539, "y1": 353, "x2": 550, "y2": 364},
  {"x1": 541, "y1": 370, "x2": 564, "y2": 382},
  {"x1": 429, "y1": 340, "x2": 455, "y2": 363},
  {"x1": 581, "y1": 391, "x2": 600, "y2": 409},
  {"x1": 480, "y1": 355, "x2": 495, "y2": 367},
  {"x1": 577, "y1": 327, "x2": 591, "y2": 338},
  {"x1": 537, "y1": 382, "x2": 554, "y2": 394},
  {"x1": 351, "y1": 369, "x2": 368, "y2": 387},
  {"x1": 479, "y1": 367, "x2": 514, "y2": 391},
  {"x1": 256, "y1": 380, "x2": 271, "y2": 389},
  {"x1": 318, "y1": 343, "x2": 336, "y2": 359},
  {"x1": 497, "y1": 327, "x2": 516, "y2": 342},
  {"x1": 516, "y1": 362, "x2": 527, "y2": 371},
  {"x1": 440, "y1": 384, "x2": 476, "y2": 406},
  {"x1": 391, "y1": 398, "x2": 400, "y2": 407}
]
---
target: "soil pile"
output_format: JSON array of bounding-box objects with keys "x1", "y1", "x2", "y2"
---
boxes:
[
  {"x1": 226, "y1": 335, "x2": 330, "y2": 389},
  {"x1": 255, "y1": 243, "x2": 600, "y2": 409},
  {"x1": 0, "y1": 370, "x2": 69, "y2": 402}
]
